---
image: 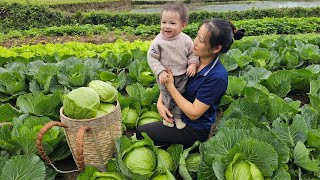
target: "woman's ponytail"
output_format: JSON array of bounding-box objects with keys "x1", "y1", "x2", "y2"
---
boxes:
[
  {"x1": 229, "y1": 20, "x2": 245, "y2": 40},
  {"x1": 234, "y1": 29, "x2": 245, "y2": 40}
]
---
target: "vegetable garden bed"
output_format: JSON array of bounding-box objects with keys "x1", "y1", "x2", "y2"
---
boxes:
[{"x1": 0, "y1": 32, "x2": 320, "y2": 179}]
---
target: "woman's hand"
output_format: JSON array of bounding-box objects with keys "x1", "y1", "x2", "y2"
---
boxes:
[
  {"x1": 164, "y1": 69, "x2": 174, "y2": 88},
  {"x1": 157, "y1": 101, "x2": 174, "y2": 124}
]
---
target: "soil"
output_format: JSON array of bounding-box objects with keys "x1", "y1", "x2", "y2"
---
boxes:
[{"x1": 0, "y1": 32, "x2": 156, "y2": 48}]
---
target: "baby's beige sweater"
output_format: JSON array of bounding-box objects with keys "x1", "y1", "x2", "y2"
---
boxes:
[{"x1": 147, "y1": 32, "x2": 199, "y2": 76}]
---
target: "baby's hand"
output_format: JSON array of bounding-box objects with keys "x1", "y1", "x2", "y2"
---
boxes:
[
  {"x1": 158, "y1": 71, "x2": 169, "y2": 84},
  {"x1": 186, "y1": 63, "x2": 197, "y2": 77}
]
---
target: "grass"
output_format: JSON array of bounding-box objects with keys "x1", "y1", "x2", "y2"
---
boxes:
[{"x1": 0, "y1": 0, "x2": 119, "y2": 5}]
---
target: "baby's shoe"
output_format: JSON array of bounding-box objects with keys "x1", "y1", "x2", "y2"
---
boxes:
[
  {"x1": 175, "y1": 119, "x2": 186, "y2": 129},
  {"x1": 163, "y1": 119, "x2": 174, "y2": 127}
]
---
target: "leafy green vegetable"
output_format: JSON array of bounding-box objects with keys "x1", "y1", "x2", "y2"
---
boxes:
[
  {"x1": 0, "y1": 154, "x2": 46, "y2": 180},
  {"x1": 121, "y1": 107, "x2": 139, "y2": 129},
  {"x1": 89, "y1": 80, "x2": 118, "y2": 103},
  {"x1": 157, "y1": 149, "x2": 174, "y2": 173},
  {"x1": 186, "y1": 153, "x2": 201, "y2": 173},
  {"x1": 225, "y1": 155, "x2": 264, "y2": 180},
  {"x1": 123, "y1": 146, "x2": 157, "y2": 176},
  {"x1": 115, "y1": 133, "x2": 158, "y2": 179},
  {"x1": 63, "y1": 87, "x2": 100, "y2": 119},
  {"x1": 92, "y1": 171, "x2": 124, "y2": 180}
]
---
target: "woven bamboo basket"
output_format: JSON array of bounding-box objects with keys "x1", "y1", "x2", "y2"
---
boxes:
[{"x1": 37, "y1": 101, "x2": 122, "y2": 172}]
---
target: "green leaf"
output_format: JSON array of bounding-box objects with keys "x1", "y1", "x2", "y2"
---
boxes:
[
  {"x1": 249, "y1": 128, "x2": 290, "y2": 164},
  {"x1": 198, "y1": 159, "x2": 217, "y2": 180},
  {"x1": 16, "y1": 91, "x2": 62, "y2": 118},
  {"x1": 167, "y1": 144, "x2": 183, "y2": 173},
  {"x1": 0, "y1": 103, "x2": 21, "y2": 122},
  {"x1": 0, "y1": 154, "x2": 46, "y2": 180},
  {"x1": 241, "y1": 67, "x2": 271, "y2": 86},
  {"x1": 270, "y1": 163, "x2": 291, "y2": 180},
  {"x1": 261, "y1": 70, "x2": 292, "y2": 97},
  {"x1": 266, "y1": 94, "x2": 299, "y2": 122},
  {"x1": 224, "y1": 98, "x2": 262, "y2": 121},
  {"x1": 201, "y1": 128, "x2": 248, "y2": 166},
  {"x1": 293, "y1": 141, "x2": 320, "y2": 173},
  {"x1": 272, "y1": 115, "x2": 308, "y2": 148},
  {"x1": 77, "y1": 166, "x2": 98, "y2": 180},
  {"x1": 179, "y1": 141, "x2": 200, "y2": 180},
  {"x1": 226, "y1": 76, "x2": 247, "y2": 98}
]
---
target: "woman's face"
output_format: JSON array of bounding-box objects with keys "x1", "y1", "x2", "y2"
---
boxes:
[
  {"x1": 193, "y1": 25, "x2": 214, "y2": 58},
  {"x1": 160, "y1": 10, "x2": 185, "y2": 38}
]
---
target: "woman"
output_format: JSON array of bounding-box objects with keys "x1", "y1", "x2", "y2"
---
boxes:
[{"x1": 136, "y1": 18, "x2": 245, "y2": 147}]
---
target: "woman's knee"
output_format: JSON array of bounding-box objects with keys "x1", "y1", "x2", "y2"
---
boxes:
[{"x1": 135, "y1": 126, "x2": 145, "y2": 140}]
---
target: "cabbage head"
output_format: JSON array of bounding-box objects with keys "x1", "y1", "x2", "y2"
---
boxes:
[
  {"x1": 121, "y1": 107, "x2": 139, "y2": 129},
  {"x1": 63, "y1": 87, "x2": 100, "y2": 119},
  {"x1": 157, "y1": 149, "x2": 174, "y2": 172},
  {"x1": 225, "y1": 160, "x2": 264, "y2": 180},
  {"x1": 89, "y1": 80, "x2": 118, "y2": 103},
  {"x1": 151, "y1": 175, "x2": 170, "y2": 180},
  {"x1": 185, "y1": 153, "x2": 200, "y2": 173},
  {"x1": 123, "y1": 146, "x2": 157, "y2": 176},
  {"x1": 96, "y1": 103, "x2": 116, "y2": 117},
  {"x1": 138, "y1": 118, "x2": 161, "y2": 127}
]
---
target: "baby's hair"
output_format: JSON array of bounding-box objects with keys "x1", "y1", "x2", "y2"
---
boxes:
[{"x1": 160, "y1": 2, "x2": 189, "y2": 24}]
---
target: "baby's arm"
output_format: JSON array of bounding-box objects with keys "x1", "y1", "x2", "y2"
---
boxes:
[
  {"x1": 186, "y1": 37, "x2": 199, "y2": 77},
  {"x1": 147, "y1": 40, "x2": 166, "y2": 77},
  {"x1": 158, "y1": 71, "x2": 169, "y2": 84}
]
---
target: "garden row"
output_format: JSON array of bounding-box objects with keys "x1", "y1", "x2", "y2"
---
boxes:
[
  {"x1": 1, "y1": 3, "x2": 319, "y2": 32},
  {"x1": 1, "y1": 17, "x2": 319, "y2": 42},
  {"x1": 0, "y1": 33, "x2": 320, "y2": 179}
]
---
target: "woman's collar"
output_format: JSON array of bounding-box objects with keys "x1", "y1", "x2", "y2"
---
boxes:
[{"x1": 198, "y1": 56, "x2": 220, "y2": 77}]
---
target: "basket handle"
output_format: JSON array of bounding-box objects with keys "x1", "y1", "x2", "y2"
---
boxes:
[
  {"x1": 75, "y1": 126, "x2": 91, "y2": 171},
  {"x1": 36, "y1": 121, "x2": 79, "y2": 173}
]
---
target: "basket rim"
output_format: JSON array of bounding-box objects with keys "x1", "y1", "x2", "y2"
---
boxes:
[{"x1": 60, "y1": 100, "x2": 120, "y2": 122}]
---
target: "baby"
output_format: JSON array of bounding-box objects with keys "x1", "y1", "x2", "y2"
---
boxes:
[{"x1": 147, "y1": 2, "x2": 199, "y2": 129}]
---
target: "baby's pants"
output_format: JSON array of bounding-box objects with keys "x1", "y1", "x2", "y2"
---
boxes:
[{"x1": 157, "y1": 74, "x2": 188, "y2": 119}]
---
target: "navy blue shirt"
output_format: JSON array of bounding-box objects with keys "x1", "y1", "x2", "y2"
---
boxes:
[{"x1": 182, "y1": 57, "x2": 228, "y2": 130}]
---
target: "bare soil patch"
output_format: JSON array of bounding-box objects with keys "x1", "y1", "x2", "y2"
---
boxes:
[{"x1": 0, "y1": 32, "x2": 155, "y2": 48}]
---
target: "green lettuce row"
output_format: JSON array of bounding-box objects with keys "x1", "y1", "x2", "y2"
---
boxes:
[{"x1": 1, "y1": 17, "x2": 319, "y2": 42}]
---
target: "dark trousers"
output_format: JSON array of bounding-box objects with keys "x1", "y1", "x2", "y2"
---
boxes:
[{"x1": 136, "y1": 122, "x2": 210, "y2": 148}]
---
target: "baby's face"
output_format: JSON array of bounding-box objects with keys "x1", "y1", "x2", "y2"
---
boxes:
[{"x1": 160, "y1": 10, "x2": 185, "y2": 38}]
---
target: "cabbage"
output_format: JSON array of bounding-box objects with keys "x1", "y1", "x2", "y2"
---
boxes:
[
  {"x1": 185, "y1": 153, "x2": 200, "y2": 173},
  {"x1": 123, "y1": 146, "x2": 157, "y2": 176},
  {"x1": 151, "y1": 175, "x2": 169, "y2": 180},
  {"x1": 138, "y1": 111, "x2": 161, "y2": 126},
  {"x1": 89, "y1": 80, "x2": 118, "y2": 103},
  {"x1": 96, "y1": 103, "x2": 116, "y2": 117},
  {"x1": 122, "y1": 107, "x2": 139, "y2": 129},
  {"x1": 138, "y1": 118, "x2": 161, "y2": 127},
  {"x1": 98, "y1": 103, "x2": 116, "y2": 113},
  {"x1": 157, "y1": 149, "x2": 174, "y2": 172},
  {"x1": 225, "y1": 160, "x2": 264, "y2": 180},
  {"x1": 63, "y1": 87, "x2": 100, "y2": 119},
  {"x1": 140, "y1": 111, "x2": 161, "y2": 120}
]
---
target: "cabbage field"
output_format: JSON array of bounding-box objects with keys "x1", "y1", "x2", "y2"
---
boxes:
[{"x1": 0, "y1": 1, "x2": 320, "y2": 180}]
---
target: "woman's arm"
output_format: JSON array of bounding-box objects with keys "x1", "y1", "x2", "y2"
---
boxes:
[
  {"x1": 157, "y1": 93, "x2": 174, "y2": 124},
  {"x1": 165, "y1": 71, "x2": 210, "y2": 120}
]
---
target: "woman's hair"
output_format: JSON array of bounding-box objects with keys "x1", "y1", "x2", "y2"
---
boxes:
[
  {"x1": 160, "y1": 2, "x2": 189, "y2": 24},
  {"x1": 203, "y1": 18, "x2": 245, "y2": 53}
]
